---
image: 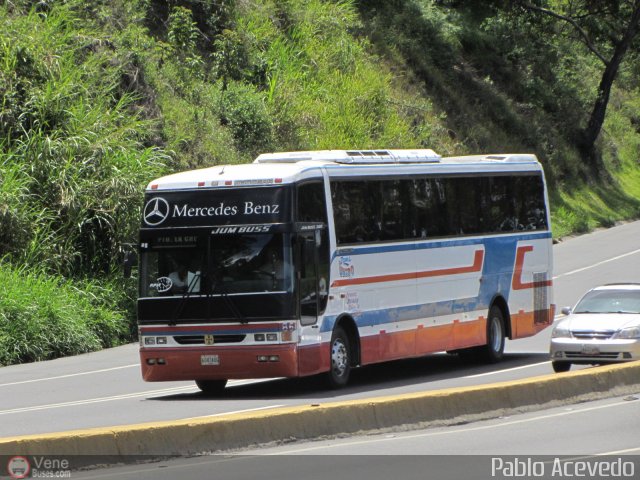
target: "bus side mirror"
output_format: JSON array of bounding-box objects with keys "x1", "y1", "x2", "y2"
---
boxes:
[{"x1": 123, "y1": 251, "x2": 138, "y2": 279}]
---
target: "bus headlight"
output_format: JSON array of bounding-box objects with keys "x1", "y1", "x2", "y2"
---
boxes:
[{"x1": 143, "y1": 336, "x2": 168, "y2": 345}]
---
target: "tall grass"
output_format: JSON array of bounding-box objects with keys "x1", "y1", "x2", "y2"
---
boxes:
[
  {"x1": 0, "y1": 262, "x2": 128, "y2": 366},
  {"x1": 135, "y1": 0, "x2": 460, "y2": 170},
  {"x1": 1, "y1": 2, "x2": 168, "y2": 277},
  {"x1": 241, "y1": 0, "x2": 459, "y2": 152},
  {"x1": 0, "y1": 1, "x2": 168, "y2": 362}
]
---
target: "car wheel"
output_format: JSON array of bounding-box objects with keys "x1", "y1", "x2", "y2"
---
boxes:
[
  {"x1": 327, "y1": 326, "x2": 351, "y2": 388},
  {"x1": 552, "y1": 361, "x2": 571, "y2": 373},
  {"x1": 196, "y1": 379, "x2": 228, "y2": 395}
]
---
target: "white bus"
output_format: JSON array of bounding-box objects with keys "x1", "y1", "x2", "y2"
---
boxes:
[{"x1": 137, "y1": 149, "x2": 554, "y2": 393}]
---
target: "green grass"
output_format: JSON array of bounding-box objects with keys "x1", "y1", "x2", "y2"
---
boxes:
[{"x1": 0, "y1": 262, "x2": 129, "y2": 366}]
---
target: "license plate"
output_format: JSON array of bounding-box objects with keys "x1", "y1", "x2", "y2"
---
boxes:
[
  {"x1": 201, "y1": 355, "x2": 220, "y2": 366},
  {"x1": 581, "y1": 345, "x2": 600, "y2": 355}
]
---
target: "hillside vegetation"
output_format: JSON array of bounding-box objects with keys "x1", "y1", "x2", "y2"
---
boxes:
[{"x1": 1, "y1": 0, "x2": 639, "y2": 365}]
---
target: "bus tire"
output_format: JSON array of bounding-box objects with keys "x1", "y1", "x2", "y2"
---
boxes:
[
  {"x1": 482, "y1": 305, "x2": 505, "y2": 363},
  {"x1": 327, "y1": 326, "x2": 351, "y2": 388},
  {"x1": 196, "y1": 379, "x2": 228, "y2": 396}
]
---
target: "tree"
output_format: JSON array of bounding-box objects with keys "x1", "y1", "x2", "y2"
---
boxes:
[{"x1": 515, "y1": 0, "x2": 640, "y2": 167}]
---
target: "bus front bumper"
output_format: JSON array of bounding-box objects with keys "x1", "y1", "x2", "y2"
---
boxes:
[{"x1": 140, "y1": 344, "x2": 299, "y2": 381}]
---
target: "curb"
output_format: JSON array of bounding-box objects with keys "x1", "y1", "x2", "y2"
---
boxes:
[{"x1": 1, "y1": 361, "x2": 639, "y2": 458}]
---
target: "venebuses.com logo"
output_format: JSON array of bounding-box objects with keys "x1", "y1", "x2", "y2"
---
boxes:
[
  {"x1": 6, "y1": 455, "x2": 71, "y2": 479},
  {"x1": 6, "y1": 456, "x2": 30, "y2": 479}
]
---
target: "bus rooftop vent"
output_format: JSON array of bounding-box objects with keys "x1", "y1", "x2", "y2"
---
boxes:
[
  {"x1": 340, "y1": 149, "x2": 440, "y2": 164},
  {"x1": 484, "y1": 154, "x2": 538, "y2": 163},
  {"x1": 254, "y1": 149, "x2": 441, "y2": 164}
]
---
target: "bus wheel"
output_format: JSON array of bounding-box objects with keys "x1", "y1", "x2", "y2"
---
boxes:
[
  {"x1": 328, "y1": 326, "x2": 351, "y2": 388},
  {"x1": 482, "y1": 306, "x2": 505, "y2": 362},
  {"x1": 196, "y1": 379, "x2": 228, "y2": 396}
]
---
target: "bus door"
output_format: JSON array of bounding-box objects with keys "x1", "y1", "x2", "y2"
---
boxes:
[
  {"x1": 298, "y1": 228, "x2": 324, "y2": 326},
  {"x1": 296, "y1": 226, "x2": 329, "y2": 375}
]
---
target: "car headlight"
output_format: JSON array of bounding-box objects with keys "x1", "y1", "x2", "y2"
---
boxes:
[
  {"x1": 551, "y1": 324, "x2": 572, "y2": 338},
  {"x1": 614, "y1": 326, "x2": 640, "y2": 339}
]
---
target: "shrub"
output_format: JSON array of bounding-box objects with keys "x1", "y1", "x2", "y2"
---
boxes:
[
  {"x1": 217, "y1": 80, "x2": 274, "y2": 156},
  {"x1": 0, "y1": 263, "x2": 128, "y2": 366}
]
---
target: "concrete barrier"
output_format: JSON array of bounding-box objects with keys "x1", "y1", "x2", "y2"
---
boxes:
[{"x1": 1, "y1": 361, "x2": 639, "y2": 459}]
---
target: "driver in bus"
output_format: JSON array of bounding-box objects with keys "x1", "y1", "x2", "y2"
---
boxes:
[
  {"x1": 169, "y1": 260, "x2": 200, "y2": 294},
  {"x1": 256, "y1": 240, "x2": 292, "y2": 291},
  {"x1": 257, "y1": 242, "x2": 283, "y2": 276}
]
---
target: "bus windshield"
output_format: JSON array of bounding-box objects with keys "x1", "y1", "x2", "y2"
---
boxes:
[{"x1": 140, "y1": 233, "x2": 294, "y2": 298}]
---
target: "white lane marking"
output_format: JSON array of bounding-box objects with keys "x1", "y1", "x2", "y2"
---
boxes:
[
  {"x1": 463, "y1": 361, "x2": 550, "y2": 378},
  {"x1": 259, "y1": 398, "x2": 638, "y2": 455},
  {"x1": 0, "y1": 378, "x2": 280, "y2": 416},
  {"x1": 553, "y1": 248, "x2": 640, "y2": 280},
  {"x1": 0, "y1": 366, "x2": 279, "y2": 389},
  {"x1": 227, "y1": 378, "x2": 282, "y2": 386},
  {"x1": 185, "y1": 405, "x2": 287, "y2": 420},
  {"x1": 596, "y1": 447, "x2": 640, "y2": 455},
  {"x1": 0, "y1": 364, "x2": 140, "y2": 388},
  {"x1": 0, "y1": 386, "x2": 199, "y2": 415}
]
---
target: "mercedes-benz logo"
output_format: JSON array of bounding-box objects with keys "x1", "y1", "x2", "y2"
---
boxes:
[{"x1": 143, "y1": 197, "x2": 170, "y2": 226}]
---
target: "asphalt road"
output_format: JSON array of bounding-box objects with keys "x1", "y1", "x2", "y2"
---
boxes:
[
  {"x1": 244, "y1": 394, "x2": 640, "y2": 456},
  {"x1": 2, "y1": 221, "x2": 640, "y2": 438},
  {"x1": 69, "y1": 394, "x2": 640, "y2": 480}
]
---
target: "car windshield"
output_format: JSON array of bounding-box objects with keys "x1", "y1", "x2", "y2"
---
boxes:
[{"x1": 573, "y1": 289, "x2": 640, "y2": 314}]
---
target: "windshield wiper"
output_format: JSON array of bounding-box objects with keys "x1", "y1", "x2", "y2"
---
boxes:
[
  {"x1": 169, "y1": 272, "x2": 201, "y2": 326},
  {"x1": 211, "y1": 272, "x2": 247, "y2": 324}
]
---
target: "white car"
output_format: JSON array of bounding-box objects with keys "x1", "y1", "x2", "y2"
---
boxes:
[{"x1": 550, "y1": 284, "x2": 640, "y2": 372}]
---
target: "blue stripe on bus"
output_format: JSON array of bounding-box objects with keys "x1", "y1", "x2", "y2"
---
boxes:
[
  {"x1": 324, "y1": 232, "x2": 551, "y2": 334},
  {"x1": 319, "y1": 296, "x2": 484, "y2": 334}
]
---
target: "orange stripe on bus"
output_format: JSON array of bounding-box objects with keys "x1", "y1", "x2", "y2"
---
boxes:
[
  {"x1": 331, "y1": 249, "x2": 484, "y2": 288},
  {"x1": 511, "y1": 245, "x2": 553, "y2": 290}
]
